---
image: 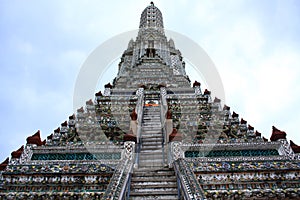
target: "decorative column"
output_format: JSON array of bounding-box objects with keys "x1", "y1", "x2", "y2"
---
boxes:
[
  {"x1": 129, "y1": 110, "x2": 138, "y2": 136},
  {"x1": 166, "y1": 109, "x2": 173, "y2": 143}
]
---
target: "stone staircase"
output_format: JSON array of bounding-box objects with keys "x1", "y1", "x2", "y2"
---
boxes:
[{"x1": 129, "y1": 104, "x2": 178, "y2": 199}]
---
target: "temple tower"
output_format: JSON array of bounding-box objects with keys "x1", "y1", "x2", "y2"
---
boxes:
[{"x1": 0, "y1": 2, "x2": 300, "y2": 200}]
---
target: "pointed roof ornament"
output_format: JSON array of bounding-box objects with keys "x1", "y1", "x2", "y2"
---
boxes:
[
  {"x1": 240, "y1": 118, "x2": 247, "y2": 124},
  {"x1": 213, "y1": 97, "x2": 221, "y2": 103},
  {"x1": 203, "y1": 89, "x2": 211, "y2": 95},
  {"x1": 290, "y1": 140, "x2": 300, "y2": 153},
  {"x1": 223, "y1": 105, "x2": 230, "y2": 111},
  {"x1": 104, "y1": 83, "x2": 113, "y2": 89},
  {"x1": 193, "y1": 80, "x2": 201, "y2": 87},
  {"x1": 77, "y1": 107, "x2": 84, "y2": 113},
  {"x1": 255, "y1": 131, "x2": 261, "y2": 137},
  {"x1": 270, "y1": 126, "x2": 287, "y2": 141},
  {"x1": 95, "y1": 91, "x2": 103, "y2": 97},
  {"x1": 0, "y1": 157, "x2": 9, "y2": 171},
  {"x1": 86, "y1": 99, "x2": 94, "y2": 105},
  {"x1": 248, "y1": 124, "x2": 254, "y2": 131},
  {"x1": 47, "y1": 134, "x2": 53, "y2": 140},
  {"x1": 69, "y1": 114, "x2": 75, "y2": 120},
  {"x1": 61, "y1": 121, "x2": 68, "y2": 127},
  {"x1": 27, "y1": 130, "x2": 44, "y2": 146},
  {"x1": 54, "y1": 127, "x2": 60, "y2": 133},
  {"x1": 232, "y1": 112, "x2": 239, "y2": 118},
  {"x1": 11, "y1": 145, "x2": 24, "y2": 158}
]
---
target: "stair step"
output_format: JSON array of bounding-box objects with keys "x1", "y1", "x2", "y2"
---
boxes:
[
  {"x1": 142, "y1": 142, "x2": 162, "y2": 146},
  {"x1": 143, "y1": 112, "x2": 160, "y2": 115},
  {"x1": 143, "y1": 118, "x2": 160, "y2": 121},
  {"x1": 143, "y1": 115, "x2": 160, "y2": 118},
  {"x1": 139, "y1": 154, "x2": 166, "y2": 159},
  {"x1": 131, "y1": 176, "x2": 177, "y2": 182},
  {"x1": 140, "y1": 146, "x2": 162, "y2": 151},
  {"x1": 139, "y1": 152, "x2": 166, "y2": 157},
  {"x1": 141, "y1": 145, "x2": 162, "y2": 150},
  {"x1": 134, "y1": 166, "x2": 172, "y2": 172},
  {"x1": 142, "y1": 130, "x2": 162, "y2": 135},
  {"x1": 140, "y1": 149, "x2": 164, "y2": 154},
  {"x1": 129, "y1": 195, "x2": 178, "y2": 200},
  {"x1": 133, "y1": 170, "x2": 174, "y2": 177},
  {"x1": 131, "y1": 182, "x2": 177, "y2": 189},
  {"x1": 142, "y1": 137, "x2": 163, "y2": 142},
  {"x1": 139, "y1": 158, "x2": 166, "y2": 164},
  {"x1": 141, "y1": 135, "x2": 162, "y2": 139},
  {"x1": 143, "y1": 108, "x2": 160, "y2": 110},
  {"x1": 143, "y1": 122, "x2": 162, "y2": 125},
  {"x1": 138, "y1": 163, "x2": 165, "y2": 168},
  {"x1": 142, "y1": 126, "x2": 162, "y2": 130},
  {"x1": 130, "y1": 190, "x2": 178, "y2": 196}
]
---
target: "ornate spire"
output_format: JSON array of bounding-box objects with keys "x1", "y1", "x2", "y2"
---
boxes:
[{"x1": 139, "y1": 2, "x2": 164, "y2": 29}]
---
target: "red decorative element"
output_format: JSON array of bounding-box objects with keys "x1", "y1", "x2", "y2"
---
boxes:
[
  {"x1": 213, "y1": 97, "x2": 221, "y2": 103},
  {"x1": 54, "y1": 127, "x2": 60, "y2": 133},
  {"x1": 0, "y1": 157, "x2": 9, "y2": 171},
  {"x1": 61, "y1": 121, "x2": 68, "y2": 127},
  {"x1": 270, "y1": 126, "x2": 287, "y2": 141},
  {"x1": 11, "y1": 146, "x2": 24, "y2": 158},
  {"x1": 104, "y1": 83, "x2": 113, "y2": 89},
  {"x1": 86, "y1": 99, "x2": 93, "y2": 105},
  {"x1": 124, "y1": 131, "x2": 137, "y2": 143},
  {"x1": 95, "y1": 91, "x2": 103, "y2": 97},
  {"x1": 248, "y1": 125, "x2": 254, "y2": 131},
  {"x1": 169, "y1": 128, "x2": 182, "y2": 142},
  {"x1": 166, "y1": 110, "x2": 172, "y2": 119},
  {"x1": 223, "y1": 105, "x2": 230, "y2": 111},
  {"x1": 255, "y1": 131, "x2": 261, "y2": 137},
  {"x1": 77, "y1": 107, "x2": 84, "y2": 113},
  {"x1": 130, "y1": 110, "x2": 138, "y2": 120},
  {"x1": 26, "y1": 130, "x2": 44, "y2": 146},
  {"x1": 263, "y1": 137, "x2": 268, "y2": 142},
  {"x1": 47, "y1": 134, "x2": 53, "y2": 140},
  {"x1": 240, "y1": 118, "x2": 247, "y2": 124},
  {"x1": 290, "y1": 140, "x2": 300, "y2": 153},
  {"x1": 232, "y1": 112, "x2": 239, "y2": 118},
  {"x1": 158, "y1": 84, "x2": 166, "y2": 88},
  {"x1": 203, "y1": 89, "x2": 211, "y2": 95},
  {"x1": 139, "y1": 84, "x2": 147, "y2": 89},
  {"x1": 193, "y1": 81, "x2": 201, "y2": 87}
]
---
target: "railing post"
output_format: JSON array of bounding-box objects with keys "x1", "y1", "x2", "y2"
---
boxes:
[
  {"x1": 160, "y1": 87, "x2": 168, "y2": 144},
  {"x1": 135, "y1": 88, "x2": 144, "y2": 168}
]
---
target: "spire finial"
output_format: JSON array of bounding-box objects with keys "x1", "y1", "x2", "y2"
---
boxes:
[{"x1": 150, "y1": 1, "x2": 154, "y2": 5}]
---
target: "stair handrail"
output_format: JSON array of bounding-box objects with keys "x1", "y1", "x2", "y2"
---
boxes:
[
  {"x1": 173, "y1": 158, "x2": 207, "y2": 200},
  {"x1": 118, "y1": 161, "x2": 134, "y2": 200},
  {"x1": 102, "y1": 158, "x2": 130, "y2": 200},
  {"x1": 160, "y1": 87, "x2": 168, "y2": 144},
  {"x1": 136, "y1": 88, "x2": 144, "y2": 144},
  {"x1": 135, "y1": 88, "x2": 144, "y2": 167},
  {"x1": 102, "y1": 142, "x2": 135, "y2": 200}
]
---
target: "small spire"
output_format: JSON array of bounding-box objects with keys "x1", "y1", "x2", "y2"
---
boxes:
[{"x1": 150, "y1": 1, "x2": 154, "y2": 5}]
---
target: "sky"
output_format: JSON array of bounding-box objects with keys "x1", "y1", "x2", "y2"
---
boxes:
[{"x1": 0, "y1": 0, "x2": 300, "y2": 162}]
